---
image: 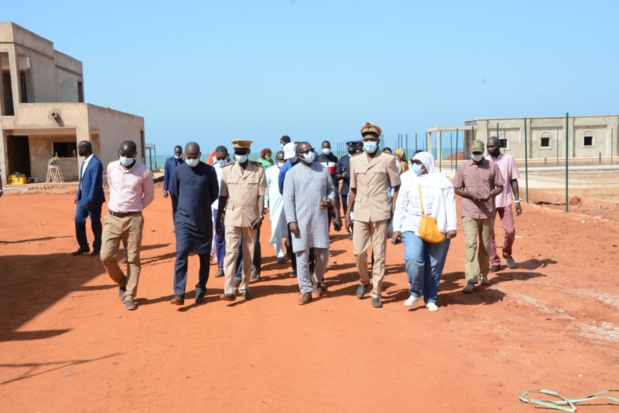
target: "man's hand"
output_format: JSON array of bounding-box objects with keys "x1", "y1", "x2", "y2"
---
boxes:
[
  {"x1": 163, "y1": 191, "x2": 169, "y2": 198},
  {"x1": 85, "y1": 202, "x2": 95, "y2": 211},
  {"x1": 515, "y1": 202, "x2": 523, "y2": 216},
  {"x1": 477, "y1": 193, "x2": 489, "y2": 202},
  {"x1": 446, "y1": 230, "x2": 457, "y2": 239},
  {"x1": 290, "y1": 222, "x2": 300, "y2": 237},
  {"x1": 391, "y1": 231, "x2": 402, "y2": 245},
  {"x1": 344, "y1": 214, "x2": 352, "y2": 232},
  {"x1": 251, "y1": 216, "x2": 263, "y2": 229},
  {"x1": 333, "y1": 217, "x2": 342, "y2": 231},
  {"x1": 320, "y1": 197, "x2": 332, "y2": 209}
]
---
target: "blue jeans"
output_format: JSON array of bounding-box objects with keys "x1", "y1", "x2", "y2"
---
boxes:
[
  {"x1": 213, "y1": 208, "x2": 226, "y2": 268},
  {"x1": 402, "y1": 231, "x2": 451, "y2": 304}
]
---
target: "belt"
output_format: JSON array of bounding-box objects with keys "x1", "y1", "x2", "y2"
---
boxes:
[{"x1": 108, "y1": 210, "x2": 142, "y2": 218}]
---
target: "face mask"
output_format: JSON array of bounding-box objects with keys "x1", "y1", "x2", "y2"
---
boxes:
[
  {"x1": 489, "y1": 149, "x2": 501, "y2": 157},
  {"x1": 277, "y1": 161, "x2": 285, "y2": 168},
  {"x1": 236, "y1": 154, "x2": 248, "y2": 163},
  {"x1": 472, "y1": 153, "x2": 484, "y2": 162},
  {"x1": 119, "y1": 156, "x2": 134, "y2": 167},
  {"x1": 280, "y1": 143, "x2": 285, "y2": 148},
  {"x1": 347, "y1": 148, "x2": 356, "y2": 155},
  {"x1": 216, "y1": 159, "x2": 226, "y2": 166},
  {"x1": 363, "y1": 142, "x2": 378, "y2": 154},
  {"x1": 301, "y1": 151, "x2": 316, "y2": 163},
  {"x1": 186, "y1": 158, "x2": 199, "y2": 168},
  {"x1": 412, "y1": 164, "x2": 424, "y2": 175},
  {"x1": 322, "y1": 148, "x2": 331, "y2": 155},
  {"x1": 174, "y1": 155, "x2": 182, "y2": 160}
]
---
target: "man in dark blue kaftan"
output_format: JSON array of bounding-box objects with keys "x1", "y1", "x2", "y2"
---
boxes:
[{"x1": 169, "y1": 142, "x2": 219, "y2": 305}]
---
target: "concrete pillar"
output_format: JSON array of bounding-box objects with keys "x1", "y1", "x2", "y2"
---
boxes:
[
  {"x1": 426, "y1": 131, "x2": 432, "y2": 153},
  {"x1": 437, "y1": 130, "x2": 442, "y2": 171}
]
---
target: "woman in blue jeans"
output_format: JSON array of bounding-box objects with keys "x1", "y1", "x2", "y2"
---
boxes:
[{"x1": 391, "y1": 152, "x2": 457, "y2": 311}]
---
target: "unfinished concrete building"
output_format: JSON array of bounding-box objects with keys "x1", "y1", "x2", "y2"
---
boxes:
[{"x1": 0, "y1": 22, "x2": 144, "y2": 184}]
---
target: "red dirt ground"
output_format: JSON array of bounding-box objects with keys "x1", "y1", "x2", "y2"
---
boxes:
[{"x1": 0, "y1": 184, "x2": 618, "y2": 412}]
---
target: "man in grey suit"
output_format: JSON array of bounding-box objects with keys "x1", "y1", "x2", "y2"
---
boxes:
[
  {"x1": 283, "y1": 142, "x2": 337, "y2": 305},
  {"x1": 72, "y1": 140, "x2": 105, "y2": 256}
]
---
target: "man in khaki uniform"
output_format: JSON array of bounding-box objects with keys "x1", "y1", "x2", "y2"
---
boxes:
[
  {"x1": 216, "y1": 139, "x2": 267, "y2": 301},
  {"x1": 345, "y1": 122, "x2": 401, "y2": 308}
]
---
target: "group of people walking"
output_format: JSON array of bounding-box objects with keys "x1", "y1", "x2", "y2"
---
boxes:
[{"x1": 71, "y1": 122, "x2": 522, "y2": 312}]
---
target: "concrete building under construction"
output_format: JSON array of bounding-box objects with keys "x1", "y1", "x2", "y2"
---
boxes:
[{"x1": 0, "y1": 22, "x2": 144, "y2": 184}]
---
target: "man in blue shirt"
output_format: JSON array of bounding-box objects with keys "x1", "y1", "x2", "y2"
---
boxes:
[{"x1": 163, "y1": 145, "x2": 184, "y2": 221}]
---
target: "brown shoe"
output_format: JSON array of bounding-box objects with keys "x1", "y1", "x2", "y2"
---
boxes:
[
  {"x1": 170, "y1": 295, "x2": 184, "y2": 305},
  {"x1": 313, "y1": 285, "x2": 325, "y2": 297},
  {"x1": 219, "y1": 293, "x2": 236, "y2": 301},
  {"x1": 298, "y1": 292, "x2": 312, "y2": 305},
  {"x1": 214, "y1": 268, "x2": 224, "y2": 278}
]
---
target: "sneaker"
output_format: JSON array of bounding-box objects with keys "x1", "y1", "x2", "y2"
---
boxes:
[
  {"x1": 462, "y1": 283, "x2": 475, "y2": 294},
  {"x1": 481, "y1": 276, "x2": 490, "y2": 285},
  {"x1": 426, "y1": 302, "x2": 439, "y2": 312},
  {"x1": 356, "y1": 283, "x2": 368, "y2": 299},
  {"x1": 125, "y1": 297, "x2": 137, "y2": 311},
  {"x1": 371, "y1": 297, "x2": 383, "y2": 308},
  {"x1": 505, "y1": 256, "x2": 517, "y2": 269},
  {"x1": 489, "y1": 265, "x2": 501, "y2": 273},
  {"x1": 404, "y1": 295, "x2": 422, "y2": 307},
  {"x1": 214, "y1": 268, "x2": 224, "y2": 278}
]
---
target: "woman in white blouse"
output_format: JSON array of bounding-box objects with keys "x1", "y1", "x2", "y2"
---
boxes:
[{"x1": 391, "y1": 152, "x2": 457, "y2": 311}]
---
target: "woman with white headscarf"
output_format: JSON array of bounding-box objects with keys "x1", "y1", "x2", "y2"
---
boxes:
[{"x1": 391, "y1": 152, "x2": 457, "y2": 311}]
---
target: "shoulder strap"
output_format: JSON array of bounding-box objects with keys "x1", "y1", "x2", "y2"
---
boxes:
[{"x1": 417, "y1": 184, "x2": 425, "y2": 215}]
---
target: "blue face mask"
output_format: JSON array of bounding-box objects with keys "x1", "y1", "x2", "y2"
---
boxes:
[
  {"x1": 236, "y1": 154, "x2": 248, "y2": 163},
  {"x1": 363, "y1": 142, "x2": 378, "y2": 154},
  {"x1": 119, "y1": 156, "x2": 134, "y2": 167},
  {"x1": 412, "y1": 163, "x2": 424, "y2": 175}
]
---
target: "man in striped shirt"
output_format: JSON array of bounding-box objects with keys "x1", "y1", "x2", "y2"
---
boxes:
[{"x1": 453, "y1": 139, "x2": 504, "y2": 293}]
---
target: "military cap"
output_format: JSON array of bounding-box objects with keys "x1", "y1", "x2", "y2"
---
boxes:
[
  {"x1": 471, "y1": 139, "x2": 485, "y2": 153},
  {"x1": 360, "y1": 122, "x2": 382, "y2": 137},
  {"x1": 232, "y1": 139, "x2": 253, "y2": 149}
]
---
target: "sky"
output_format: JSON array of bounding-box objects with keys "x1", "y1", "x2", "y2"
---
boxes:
[{"x1": 4, "y1": 0, "x2": 619, "y2": 157}]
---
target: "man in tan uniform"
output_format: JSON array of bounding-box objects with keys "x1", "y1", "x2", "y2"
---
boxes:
[
  {"x1": 216, "y1": 139, "x2": 267, "y2": 301},
  {"x1": 345, "y1": 122, "x2": 401, "y2": 308}
]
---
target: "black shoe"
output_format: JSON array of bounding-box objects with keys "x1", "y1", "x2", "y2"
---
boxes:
[
  {"x1": 505, "y1": 256, "x2": 517, "y2": 269},
  {"x1": 489, "y1": 265, "x2": 501, "y2": 273},
  {"x1": 170, "y1": 295, "x2": 184, "y2": 305},
  {"x1": 240, "y1": 290, "x2": 253, "y2": 300},
  {"x1": 290, "y1": 272, "x2": 297, "y2": 278},
  {"x1": 371, "y1": 297, "x2": 383, "y2": 308},
  {"x1": 299, "y1": 292, "x2": 312, "y2": 305},
  {"x1": 277, "y1": 256, "x2": 286, "y2": 264},
  {"x1": 234, "y1": 278, "x2": 241, "y2": 287},
  {"x1": 356, "y1": 283, "x2": 368, "y2": 299},
  {"x1": 89, "y1": 250, "x2": 100, "y2": 257},
  {"x1": 195, "y1": 292, "x2": 206, "y2": 304},
  {"x1": 220, "y1": 293, "x2": 236, "y2": 302},
  {"x1": 319, "y1": 281, "x2": 328, "y2": 291},
  {"x1": 71, "y1": 247, "x2": 90, "y2": 256},
  {"x1": 251, "y1": 269, "x2": 261, "y2": 281},
  {"x1": 122, "y1": 257, "x2": 128, "y2": 264},
  {"x1": 119, "y1": 286, "x2": 126, "y2": 301}
]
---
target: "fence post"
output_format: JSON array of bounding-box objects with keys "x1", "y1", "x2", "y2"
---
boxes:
[
  {"x1": 524, "y1": 118, "x2": 528, "y2": 203},
  {"x1": 565, "y1": 113, "x2": 569, "y2": 213}
]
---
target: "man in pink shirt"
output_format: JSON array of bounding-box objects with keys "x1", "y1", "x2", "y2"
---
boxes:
[
  {"x1": 100, "y1": 140, "x2": 155, "y2": 311},
  {"x1": 486, "y1": 136, "x2": 522, "y2": 272}
]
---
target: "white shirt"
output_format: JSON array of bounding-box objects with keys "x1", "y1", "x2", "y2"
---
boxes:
[
  {"x1": 212, "y1": 160, "x2": 226, "y2": 210},
  {"x1": 79, "y1": 154, "x2": 93, "y2": 190}
]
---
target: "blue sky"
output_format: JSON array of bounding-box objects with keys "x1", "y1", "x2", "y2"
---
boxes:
[{"x1": 4, "y1": 0, "x2": 619, "y2": 157}]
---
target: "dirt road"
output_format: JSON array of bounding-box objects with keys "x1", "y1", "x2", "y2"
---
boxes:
[{"x1": 0, "y1": 186, "x2": 617, "y2": 412}]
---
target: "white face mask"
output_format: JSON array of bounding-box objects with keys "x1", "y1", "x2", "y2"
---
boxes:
[
  {"x1": 301, "y1": 151, "x2": 316, "y2": 164},
  {"x1": 236, "y1": 154, "x2": 248, "y2": 163},
  {"x1": 119, "y1": 156, "x2": 134, "y2": 167},
  {"x1": 472, "y1": 153, "x2": 484, "y2": 162},
  {"x1": 186, "y1": 158, "x2": 199, "y2": 168},
  {"x1": 216, "y1": 159, "x2": 226, "y2": 167},
  {"x1": 277, "y1": 161, "x2": 285, "y2": 168},
  {"x1": 322, "y1": 148, "x2": 331, "y2": 155}
]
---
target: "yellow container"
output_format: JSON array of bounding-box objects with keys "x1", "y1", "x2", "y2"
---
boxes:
[{"x1": 7, "y1": 174, "x2": 27, "y2": 185}]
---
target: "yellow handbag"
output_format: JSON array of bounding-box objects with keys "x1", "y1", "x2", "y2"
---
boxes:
[{"x1": 417, "y1": 185, "x2": 445, "y2": 244}]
